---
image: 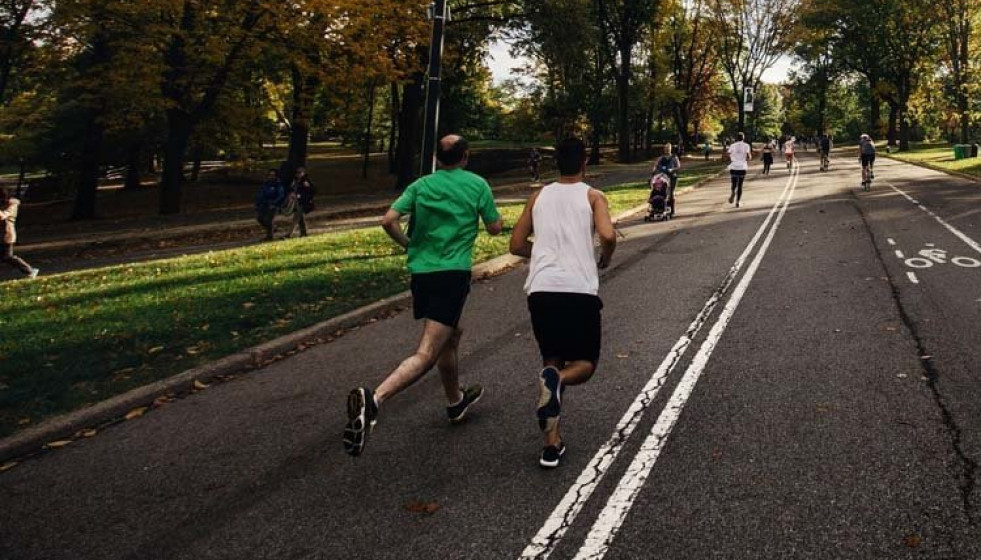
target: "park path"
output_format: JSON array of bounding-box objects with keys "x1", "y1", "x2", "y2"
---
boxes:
[{"x1": 2, "y1": 153, "x2": 981, "y2": 559}]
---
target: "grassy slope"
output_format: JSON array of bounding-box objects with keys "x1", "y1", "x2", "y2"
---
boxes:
[
  {"x1": 885, "y1": 142, "x2": 981, "y2": 178},
  {"x1": 0, "y1": 166, "x2": 723, "y2": 436}
]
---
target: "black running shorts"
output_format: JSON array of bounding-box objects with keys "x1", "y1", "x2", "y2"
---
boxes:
[
  {"x1": 527, "y1": 292, "x2": 603, "y2": 365},
  {"x1": 861, "y1": 154, "x2": 876, "y2": 167},
  {"x1": 410, "y1": 271, "x2": 472, "y2": 328}
]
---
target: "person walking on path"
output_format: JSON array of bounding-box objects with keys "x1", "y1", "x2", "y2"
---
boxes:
[
  {"x1": 284, "y1": 167, "x2": 315, "y2": 238},
  {"x1": 761, "y1": 140, "x2": 774, "y2": 175},
  {"x1": 0, "y1": 187, "x2": 39, "y2": 279},
  {"x1": 343, "y1": 135, "x2": 503, "y2": 457},
  {"x1": 727, "y1": 132, "x2": 753, "y2": 208},
  {"x1": 509, "y1": 137, "x2": 617, "y2": 468},
  {"x1": 255, "y1": 170, "x2": 285, "y2": 241},
  {"x1": 528, "y1": 148, "x2": 543, "y2": 182}
]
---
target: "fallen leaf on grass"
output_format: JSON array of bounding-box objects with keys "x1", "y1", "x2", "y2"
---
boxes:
[
  {"x1": 152, "y1": 396, "x2": 173, "y2": 408},
  {"x1": 79, "y1": 429, "x2": 98, "y2": 438},
  {"x1": 903, "y1": 534, "x2": 922, "y2": 548},
  {"x1": 186, "y1": 347, "x2": 202, "y2": 355},
  {"x1": 148, "y1": 346, "x2": 164, "y2": 355},
  {"x1": 242, "y1": 302, "x2": 255, "y2": 309},
  {"x1": 404, "y1": 500, "x2": 440, "y2": 515},
  {"x1": 46, "y1": 440, "x2": 72, "y2": 449},
  {"x1": 125, "y1": 407, "x2": 148, "y2": 420},
  {"x1": 0, "y1": 461, "x2": 18, "y2": 472},
  {"x1": 193, "y1": 380, "x2": 209, "y2": 390}
]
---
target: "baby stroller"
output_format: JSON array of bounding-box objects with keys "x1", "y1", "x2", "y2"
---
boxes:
[{"x1": 644, "y1": 172, "x2": 672, "y2": 222}]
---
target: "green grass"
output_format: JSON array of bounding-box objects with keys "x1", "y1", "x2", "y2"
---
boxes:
[
  {"x1": 885, "y1": 142, "x2": 981, "y2": 178},
  {"x1": 0, "y1": 168, "x2": 723, "y2": 437}
]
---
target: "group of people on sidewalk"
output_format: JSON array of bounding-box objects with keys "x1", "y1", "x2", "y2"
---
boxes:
[
  {"x1": 342, "y1": 135, "x2": 617, "y2": 468},
  {"x1": 255, "y1": 167, "x2": 315, "y2": 241}
]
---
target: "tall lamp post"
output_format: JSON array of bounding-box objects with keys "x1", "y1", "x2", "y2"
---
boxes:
[{"x1": 420, "y1": 0, "x2": 449, "y2": 176}]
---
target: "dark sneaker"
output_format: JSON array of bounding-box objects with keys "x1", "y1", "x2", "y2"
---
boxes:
[
  {"x1": 447, "y1": 384, "x2": 483, "y2": 424},
  {"x1": 728, "y1": 194, "x2": 734, "y2": 204},
  {"x1": 537, "y1": 367, "x2": 562, "y2": 432},
  {"x1": 540, "y1": 442, "x2": 567, "y2": 469},
  {"x1": 343, "y1": 387, "x2": 377, "y2": 457}
]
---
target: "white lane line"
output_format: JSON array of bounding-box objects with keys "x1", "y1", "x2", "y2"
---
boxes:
[
  {"x1": 907, "y1": 272, "x2": 920, "y2": 284},
  {"x1": 895, "y1": 250, "x2": 905, "y2": 259},
  {"x1": 518, "y1": 164, "x2": 800, "y2": 560},
  {"x1": 572, "y1": 166, "x2": 801, "y2": 560},
  {"x1": 887, "y1": 238, "x2": 896, "y2": 246},
  {"x1": 888, "y1": 182, "x2": 981, "y2": 256}
]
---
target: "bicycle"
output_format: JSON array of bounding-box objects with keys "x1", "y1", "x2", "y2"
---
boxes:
[
  {"x1": 820, "y1": 152, "x2": 830, "y2": 172},
  {"x1": 861, "y1": 159, "x2": 872, "y2": 191}
]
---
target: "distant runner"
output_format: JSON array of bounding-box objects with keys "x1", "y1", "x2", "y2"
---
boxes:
[
  {"x1": 0, "y1": 187, "x2": 39, "y2": 279},
  {"x1": 509, "y1": 138, "x2": 617, "y2": 468},
  {"x1": 343, "y1": 135, "x2": 503, "y2": 457},
  {"x1": 528, "y1": 148, "x2": 543, "y2": 182},
  {"x1": 727, "y1": 132, "x2": 753, "y2": 208}
]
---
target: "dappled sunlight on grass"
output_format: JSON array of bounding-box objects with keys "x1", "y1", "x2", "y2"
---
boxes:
[{"x1": 887, "y1": 143, "x2": 981, "y2": 178}]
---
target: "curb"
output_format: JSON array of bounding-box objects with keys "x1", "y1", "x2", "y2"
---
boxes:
[
  {"x1": 0, "y1": 253, "x2": 523, "y2": 464},
  {"x1": 881, "y1": 154, "x2": 981, "y2": 184}
]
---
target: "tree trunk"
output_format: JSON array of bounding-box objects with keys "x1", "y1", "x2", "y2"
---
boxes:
[
  {"x1": 616, "y1": 52, "x2": 632, "y2": 163},
  {"x1": 363, "y1": 80, "x2": 377, "y2": 179},
  {"x1": 286, "y1": 66, "x2": 316, "y2": 181},
  {"x1": 124, "y1": 143, "x2": 142, "y2": 190},
  {"x1": 71, "y1": 117, "x2": 104, "y2": 220},
  {"x1": 190, "y1": 146, "x2": 203, "y2": 182},
  {"x1": 887, "y1": 103, "x2": 898, "y2": 148},
  {"x1": 589, "y1": 125, "x2": 602, "y2": 166},
  {"x1": 160, "y1": 111, "x2": 194, "y2": 215},
  {"x1": 388, "y1": 82, "x2": 400, "y2": 174},
  {"x1": 395, "y1": 71, "x2": 424, "y2": 189}
]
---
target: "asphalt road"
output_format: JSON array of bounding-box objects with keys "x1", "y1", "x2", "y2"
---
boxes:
[{"x1": 2, "y1": 153, "x2": 980, "y2": 559}]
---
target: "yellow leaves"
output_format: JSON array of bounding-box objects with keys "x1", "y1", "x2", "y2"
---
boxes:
[
  {"x1": 45, "y1": 440, "x2": 72, "y2": 449},
  {"x1": 193, "y1": 380, "x2": 209, "y2": 390},
  {"x1": 125, "y1": 407, "x2": 148, "y2": 420},
  {"x1": 79, "y1": 429, "x2": 98, "y2": 438},
  {"x1": 0, "y1": 461, "x2": 18, "y2": 472},
  {"x1": 903, "y1": 534, "x2": 922, "y2": 548}
]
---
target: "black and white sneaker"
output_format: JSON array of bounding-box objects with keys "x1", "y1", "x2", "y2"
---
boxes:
[
  {"x1": 343, "y1": 387, "x2": 377, "y2": 457},
  {"x1": 447, "y1": 384, "x2": 484, "y2": 424},
  {"x1": 540, "y1": 442, "x2": 567, "y2": 469},
  {"x1": 537, "y1": 366, "x2": 562, "y2": 432}
]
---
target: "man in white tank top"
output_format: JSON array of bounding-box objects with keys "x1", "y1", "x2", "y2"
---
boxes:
[{"x1": 509, "y1": 138, "x2": 617, "y2": 468}]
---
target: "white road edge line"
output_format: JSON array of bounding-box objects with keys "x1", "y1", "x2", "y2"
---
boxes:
[
  {"x1": 887, "y1": 182, "x2": 981, "y2": 256},
  {"x1": 907, "y1": 272, "x2": 919, "y2": 284},
  {"x1": 518, "y1": 164, "x2": 800, "y2": 560},
  {"x1": 572, "y1": 165, "x2": 801, "y2": 560}
]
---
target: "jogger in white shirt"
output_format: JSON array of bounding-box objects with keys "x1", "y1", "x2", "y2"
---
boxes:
[
  {"x1": 510, "y1": 138, "x2": 617, "y2": 468},
  {"x1": 726, "y1": 132, "x2": 754, "y2": 208}
]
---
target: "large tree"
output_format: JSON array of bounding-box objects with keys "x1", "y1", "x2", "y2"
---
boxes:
[
  {"x1": 665, "y1": 0, "x2": 719, "y2": 147},
  {"x1": 940, "y1": 0, "x2": 979, "y2": 143},
  {"x1": 709, "y1": 0, "x2": 798, "y2": 134}
]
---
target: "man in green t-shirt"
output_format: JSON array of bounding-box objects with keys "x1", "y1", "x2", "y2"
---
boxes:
[{"x1": 343, "y1": 135, "x2": 503, "y2": 457}]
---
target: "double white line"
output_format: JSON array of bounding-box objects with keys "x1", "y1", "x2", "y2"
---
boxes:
[{"x1": 521, "y1": 163, "x2": 802, "y2": 560}]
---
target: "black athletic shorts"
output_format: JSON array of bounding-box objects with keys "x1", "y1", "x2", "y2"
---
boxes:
[
  {"x1": 861, "y1": 154, "x2": 876, "y2": 167},
  {"x1": 527, "y1": 292, "x2": 603, "y2": 365},
  {"x1": 410, "y1": 271, "x2": 471, "y2": 328}
]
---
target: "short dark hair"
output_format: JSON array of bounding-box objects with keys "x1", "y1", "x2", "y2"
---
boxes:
[
  {"x1": 555, "y1": 137, "x2": 587, "y2": 176},
  {"x1": 736, "y1": 132, "x2": 745, "y2": 141},
  {"x1": 437, "y1": 136, "x2": 468, "y2": 166},
  {"x1": 0, "y1": 186, "x2": 9, "y2": 205}
]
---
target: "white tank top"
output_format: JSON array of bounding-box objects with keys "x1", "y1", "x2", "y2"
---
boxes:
[{"x1": 524, "y1": 182, "x2": 599, "y2": 296}]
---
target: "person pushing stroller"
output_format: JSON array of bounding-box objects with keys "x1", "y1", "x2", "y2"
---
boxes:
[{"x1": 653, "y1": 143, "x2": 680, "y2": 217}]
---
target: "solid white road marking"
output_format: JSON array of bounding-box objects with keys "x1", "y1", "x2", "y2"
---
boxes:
[
  {"x1": 895, "y1": 250, "x2": 905, "y2": 259},
  {"x1": 887, "y1": 238, "x2": 896, "y2": 246},
  {"x1": 907, "y1": 272, "x2": 920, "y2": 284},
  {"x1": 519, "y1": 164, "x2": 801, "y2": 560},
  {"x1": 905, "y1": 258, "x2": 934, "y2": 269},
  {"x1": 571, "y1": 165, "x2": 801, "y2": 560},
  {"x1": 888, "y1": 183, "x2": 981, "y2": 256}
]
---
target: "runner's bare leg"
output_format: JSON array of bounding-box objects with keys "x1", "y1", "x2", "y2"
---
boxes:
[
  {"x1": 436, "y1": 328, "x2": 464, "y2": 403},
  {"x1": 543, "y1": 359, "x2": 596, "y2": 447},
  {"x1": 375, "y1": 320, "x2": 456, "y2": 405}
]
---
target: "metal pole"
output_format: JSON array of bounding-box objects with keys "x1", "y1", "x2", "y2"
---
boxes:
[{"x1": 420, "y1": 0, "x2": 448, "y2": 177}]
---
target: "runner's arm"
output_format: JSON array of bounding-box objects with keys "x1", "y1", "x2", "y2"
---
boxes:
[
  {"x1": 485, "y1": 218, "x2": 503, "y2": 235},
  {"x1": 590, "y1": 190, "x2": 617, "y2": 269},
  {"x1": 509, "y1": 191, "x2": 539, "y2": 258},
  {"x1": 381, "y1": 209, "x2": 410, "y2": 249}
]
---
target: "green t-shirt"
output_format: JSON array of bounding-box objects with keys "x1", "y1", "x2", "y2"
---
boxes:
[{"x1": 392, "y1": 168, "x2": 501, "y2": 274}]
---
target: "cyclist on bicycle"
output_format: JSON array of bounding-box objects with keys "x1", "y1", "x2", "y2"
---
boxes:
[{"x1": 859, "y1": 134, "x2": 876, "y2": 184}]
